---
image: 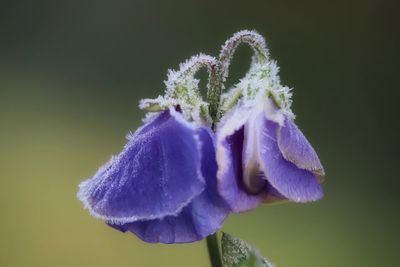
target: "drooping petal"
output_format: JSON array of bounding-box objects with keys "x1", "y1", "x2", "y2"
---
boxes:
[
  {"x1": 242, "y1": 113, "x2": 268, "y2": 194},
  {"x1": 109, "y1": 185, "x2": 229, "y2": 243},
  {"x1": 109, "y1": 128, "x2": 230, "y2": 243},
  {"x1": 262, "y1": 183, "x2": 287, "y2": 203},
  {"x1": 278, "y1": 117, "x2": 325, "y2": 176},
  {"x1": 108, "y1": 209, "x2": 203, "y2": 244},
  {"x1": 259, "y1": 119, "x2": 323, "y2": 202},
  {"x1": 77, "y1": 108, "x2": 205, "y2": 224},
  {"x1": 216, "y1": 123, "x2": 267, "y2": 212},
  {"x1": 190, "y1": 128, "x2": 230, "y2": 236}
]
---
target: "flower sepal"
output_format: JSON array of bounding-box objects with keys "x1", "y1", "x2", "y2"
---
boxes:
[{"x1": 139, "y1": 54, "x2": 216, "y2": 127}]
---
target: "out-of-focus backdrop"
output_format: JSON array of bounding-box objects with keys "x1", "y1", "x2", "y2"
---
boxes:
[{"x1": 0, "y1": 0, "x2": 398, "y2": 266}]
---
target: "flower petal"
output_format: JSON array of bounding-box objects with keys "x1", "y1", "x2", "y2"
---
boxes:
[
  {"x1": 242, "y1": 113, "x2": 268, "y2": 194},
  {"x1": 278, "y1": 117, "x2": 325, "y2": 176},
  {"x1": 192, "y1": 127, "x2": 230, "y2": 236},
  {"x1": 109, "y1": 128, "x2": 230, "y2": 243},
  {"x1": 259, "y1": 119, "x2": 323, "y2": 202},
  {"x1": 108, "y1": 188, "x2": 228, "y2": 243},
  {"x1": 216, "y1": 125, "x2": 267, "y2": 213},
  {"x1": 77, "y1": 108, "x2": 205, "y2": 224},
  {"x1": 108, "y1": 208, "x2": 203, "y2": 243}
]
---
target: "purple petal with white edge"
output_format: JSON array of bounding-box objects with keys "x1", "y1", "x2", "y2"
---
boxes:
[
  {"x1": 109, "y1": 185, "x2": 228, "y2": 243},
  {"x1": 241, "y1": 115, "x2": 287, "y2": 204},
  {"x1": 278, "y1": 117, "x2": 325, "y2": 176},
  {"x1": 77, "y1": 108, "x2": 206, "y2": 224},
  {"x1": 242, "y1": 113, "x2": 269, "y2": 194},
  {"x1": 259, "y1": 119, "x2": 323, "y2": 202},
  {"x1": 190, "y1": 127, "x2": 230, "y2": 236},
  {"x1": 109, "y1": 128, "x2": 230, "y2": 243},
  {"x1": 216, "y1": 126, "x2": 268, "y2": 213},
  {"x1": 109, "y1": 208, "x2": 204, "y2": 243}
]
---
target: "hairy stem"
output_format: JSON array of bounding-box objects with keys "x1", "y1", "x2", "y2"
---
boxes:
[
  {"x1": 165, "y1": 54, "x2": 220, "y2": 125},
  {"x1": 206, "y1": 232, "x2": 223, "y2": 267},
  {"x1": 218, "y1": 30, "x2": 269, "y2": 82},
  {"x1": 166, "y1": 54, "x2": 217, "y2": 93},
  {"x1": 207, "y1": 30, "x2": 269, "y2": 125},
  {"x1": 206, "y1": 63, "x2": 222, "y2": 127}
]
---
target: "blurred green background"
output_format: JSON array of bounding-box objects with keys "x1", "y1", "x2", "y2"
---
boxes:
[{"x1": 0, "y1": 0, "x2": 398, "y2": 266}]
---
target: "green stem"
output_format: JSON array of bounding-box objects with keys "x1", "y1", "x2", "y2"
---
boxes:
[
  {"x1": 206, "y1": 30, "x2": 269, "y2": 126},
  {"x1": 206, "y1": 63, "x2": 223, "y2": 127},
  {"x1": 218, "y1": 30, "x2": 269, "y2": 83},
  {"x1": 206, "y1": 232, "x2": 223, "y2": 267}
]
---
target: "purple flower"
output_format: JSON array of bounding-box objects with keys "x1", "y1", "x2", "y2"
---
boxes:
[
  {"x1": 213, "y1": 55, "x2": 325, "y2": 213},
  {"x1": 78, "y1": 107, "x2": 229, "y2": 243},
  {"x1": 77, "y1": 34, "x2": 326, "y2": 245},
  {"x1": 216, "y1": 93, "x2": 325, "y2": 213}
]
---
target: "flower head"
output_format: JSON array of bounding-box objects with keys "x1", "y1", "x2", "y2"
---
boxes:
[
  {"x1": 216, "y1": 53, "x2": 324, "y2": 213},
  {"x1": 78, "y1": 55, "x2": 229, "y2": 243},
  {"x1": 77, "y1": 30, "x2": 326, "y2": 244}
]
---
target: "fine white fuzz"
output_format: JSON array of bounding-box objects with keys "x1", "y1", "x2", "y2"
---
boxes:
[
  {"x1": 139, "y1": 54, "x2": 216, "y2": 127},
  {"x1": 219, "y1": 30, "x2": 269, "y2": 82},
  {"x1": 220, "y1": 58, "x2": 294, "y2": 119},
  {"x1": 165, "y1": 53, "x2": 216, "y2": 95}
]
